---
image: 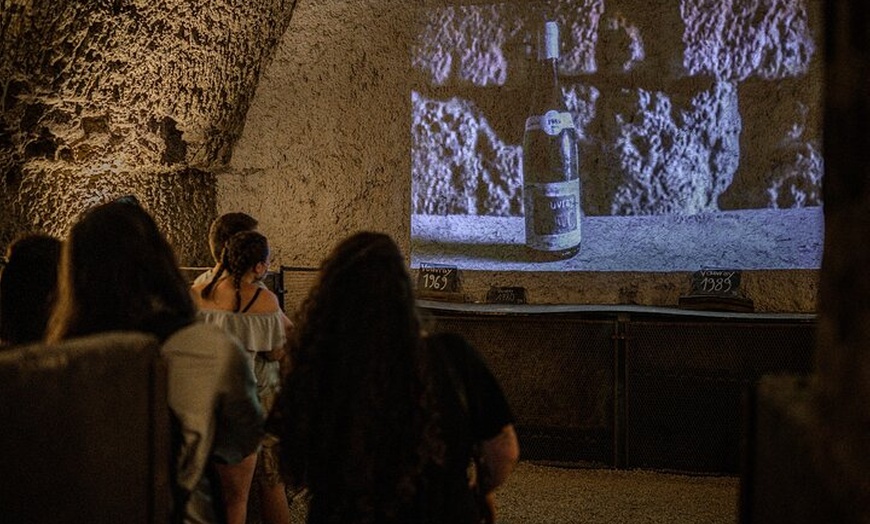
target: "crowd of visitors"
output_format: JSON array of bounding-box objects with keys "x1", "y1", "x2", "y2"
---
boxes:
[{"x1": 0, "y1": 197, "x2": 519, "y2": 524}]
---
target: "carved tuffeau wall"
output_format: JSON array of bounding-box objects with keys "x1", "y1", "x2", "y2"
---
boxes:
[
  {"x1": 226, "y1": 0, "x2": 822, "y2": 311},
  {"x1": 222, "y1": 0, "x2": 415, "y2": 268},
  {"x1": 0, "y1": 0, "x2": 297, "y2": 263},
  {"x1": 1, "y1": 0, "x2": 823, "y2": 311}
]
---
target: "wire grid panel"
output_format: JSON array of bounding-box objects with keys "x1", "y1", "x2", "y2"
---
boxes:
[
  {"x1": 280, "y1": 267, "x2": 319, "y2": 317},
  {"x1": 427, "y1": 314, "x2": 617, "y2": 466},
  {"x1": 625, "y1": 320, "x2": 816, "y2": 474}
]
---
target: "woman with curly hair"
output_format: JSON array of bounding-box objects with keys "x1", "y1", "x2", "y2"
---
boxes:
[
  {"x1": 193, "y1": 230, "x2": 292, "y2": 524},
  {"x1": 276, "y1": 231, "x2": 519, "y2": 524}
]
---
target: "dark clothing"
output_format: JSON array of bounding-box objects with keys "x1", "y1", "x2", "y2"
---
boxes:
[
  {"x1": 302, "y1": 332, "x2": 514, "y2": 524},
  {"x1": 409, "y1": 332, "x2": 516, "y2": 524}
]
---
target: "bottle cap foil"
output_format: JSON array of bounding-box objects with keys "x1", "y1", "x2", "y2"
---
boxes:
[{"x1": 543, "y1": 21, "x2": 559, "y2": 60}]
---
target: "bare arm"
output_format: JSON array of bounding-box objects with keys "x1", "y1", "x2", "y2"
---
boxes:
[
  {"x1": 477, "y1": 424, "x2": 520, "y2": 494},
  {"x1": 275, "y1": 312, "x2": 295, "y2": 378}
]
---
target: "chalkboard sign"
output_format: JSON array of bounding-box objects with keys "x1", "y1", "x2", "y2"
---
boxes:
[
  {"x1": 680, "y1": 269, "x2": 752, "y2": 312},
  {"x1": 417, "y1": 263, "x2": 460, "y2": 294},
  {"x1": 690, "y1": 269, "x2": 742, "y2": 296},
  {"x1": 486, "y1": 286, "x2": 528, "y2": 304}
]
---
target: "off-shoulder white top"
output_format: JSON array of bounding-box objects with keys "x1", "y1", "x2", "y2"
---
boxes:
[{"x1": 198, "y1": 309, "x2": 285, "y2": 395}]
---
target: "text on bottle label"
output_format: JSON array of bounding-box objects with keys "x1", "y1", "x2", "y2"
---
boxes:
[{"x1": 525, "y1": 110, "x2": 575, "y2": 136}]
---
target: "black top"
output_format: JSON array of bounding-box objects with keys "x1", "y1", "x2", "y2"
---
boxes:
[
  {"x1": 303, "y1": 332, "x2": 515, "y2": 524},
  {"x1": 410, "y1": 332, "x2": 515, "y2": 524}
]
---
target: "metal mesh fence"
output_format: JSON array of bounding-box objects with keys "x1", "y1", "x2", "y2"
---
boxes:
[
  {"x1": 625, "y1": 320, "x2": 816, "y2": 473},
  {"x1": 427, "y1": 314, "x2": 617, "y2": 467},
  {"x1": 239, "y1": 268, "x2": 818, "y2": 474},
  {"x1": 279, "y1": 266, "x2": 319, "y2": 317}
]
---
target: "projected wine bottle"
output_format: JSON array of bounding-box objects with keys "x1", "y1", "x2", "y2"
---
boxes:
[{"x1": 523, "y1": 20, "x2": 581, "y2": 259}]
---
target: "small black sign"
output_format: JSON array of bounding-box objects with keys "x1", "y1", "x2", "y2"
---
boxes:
[
  {"x1": 690, "y1": 269, "x2": 742, "y2": 297},
  {"x1": 417, "y1": 263, "x2": 460, "y2": 294},
  {"x1": 486, "y1": 286, "x2": 528, "y2": 304}
]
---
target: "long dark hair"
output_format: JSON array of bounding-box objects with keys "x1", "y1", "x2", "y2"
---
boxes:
[
  {"x1": 278, "y1": 232, "x2": 443, "y2": 522},
  {"x1": 46, "y1": 201, "x2": 195, "y2": 343},
  {"x1": 0, "y1": 233, "x2": 61, "y2": 345},
  {"x1": 200, "y1": 230, "x2": 269, "y2": 312}
]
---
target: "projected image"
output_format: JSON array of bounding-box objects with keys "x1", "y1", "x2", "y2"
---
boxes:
[{"x1": 410, "y1": 1, "x2": 823, "y2": 272}]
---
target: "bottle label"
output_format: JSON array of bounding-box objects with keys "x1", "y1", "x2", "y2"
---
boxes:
[
  {"x1": 525, "y1": 110, "x2": 575, "y2": 136},
  {"x1": 524, "y1": 179, "x2": 581, "y2": 251}
]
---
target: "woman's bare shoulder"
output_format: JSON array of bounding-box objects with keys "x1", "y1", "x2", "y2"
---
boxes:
[
  {"x1": 246, "y1": 284, "x2": 281, "y2": 314},
  {"x1": 190, "y1": 282, "x2": 206, "y2": 296},
  {"x1": 195, "y1": 278, "x2": 237, "y2": 311},
  {"x1": 189, "y1": 283, "x2": 207, "y2": 307}
]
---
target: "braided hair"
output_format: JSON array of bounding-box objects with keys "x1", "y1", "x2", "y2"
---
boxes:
[{"x1": 201, "y1": 230, "x2": 269, "y2": 312}]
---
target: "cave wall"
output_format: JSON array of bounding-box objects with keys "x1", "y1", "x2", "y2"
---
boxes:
[
  {"x1": 222, "y1": 0, "x2": 415, "y2": 266},
  {"x1": 1, "y1": 0, "x2": 822, "y2": 310},
  {"x1": 0, "y1": 0, "x2": 297, "y2": 264},
  {"x1": 227, "y1": 0, "x2": 821, "y2": 310}
]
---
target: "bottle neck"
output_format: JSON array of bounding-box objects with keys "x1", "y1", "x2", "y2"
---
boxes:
[
  {"x1": 536, "y1": 21, "x2": 561, "y2": 97},
  {"x1": 530, "y1": 57, "x2": 565, "y2": 111},
  {"x1": 544, "y1": 57, "x2": 559, "y2": 88}
]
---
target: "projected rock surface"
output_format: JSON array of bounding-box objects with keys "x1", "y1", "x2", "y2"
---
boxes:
[
  {"x1": 412, "y1": 92, "x2": 522, "y2": 216},
  {"x1": 682, "y1": 0, "x2": 815, "y2": 81},
  {"x1": 411, "y1": 0, "x2": 821, "y2": 217},
  {"x1": 597, "y1": 82, "x2": 741, "y2": 215}
]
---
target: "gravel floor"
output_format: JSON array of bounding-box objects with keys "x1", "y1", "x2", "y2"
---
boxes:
[
  {"x1": 272, "y1": 461, "x2": 739, "y2": 524},
  {"x1": 495, "y1": 462, "x2": 739, "y2": 524}
]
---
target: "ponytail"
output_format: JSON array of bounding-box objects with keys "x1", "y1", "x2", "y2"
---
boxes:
[{"x1": 211, "y1": 231, "x2": 268, "y2": 312}]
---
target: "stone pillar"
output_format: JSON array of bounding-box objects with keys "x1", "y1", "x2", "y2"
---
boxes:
[
  {"x1": 0, "y1": 0, "x2": 296, "y2": 264},
  {"x1": 814, "y1": 0, "x2": 870, "y2": 512},
  {"x1": 746, "y1": 1, "x2": 870, "y2": 521}
]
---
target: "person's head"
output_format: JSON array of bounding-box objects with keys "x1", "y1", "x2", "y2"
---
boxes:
[
  {"x1": 201, "y1": 230, "x2": 270, "y2": 311},
  {"x1": 280, "y1": 232, "x2": 437, "y2": 515},
  {"x1": 294, "y1": 231, "x2": 421, "y2": 371},
  {"x1": 207, "y1": 212, "x2": 258, "y2": 264},
  {"x1": 46, "y1": 200, "x2": 195, "y2": 343},
  {"x1": 0, "y1": 233, "x2": 62, "y2": 345}
]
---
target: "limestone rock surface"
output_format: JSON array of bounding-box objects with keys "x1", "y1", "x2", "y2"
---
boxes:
[{"x1": 0, "y1": 0, "x2": 296, "y2": 261}]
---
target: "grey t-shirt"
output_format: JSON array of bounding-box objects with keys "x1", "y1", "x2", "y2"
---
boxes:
[{"x1": 162, "y1": 321, "x2": 264, "y2": 523}]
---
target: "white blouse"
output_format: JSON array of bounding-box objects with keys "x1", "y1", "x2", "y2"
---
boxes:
[{"x1": 197, "y1": 309, "x2": 286, "y2": 393}]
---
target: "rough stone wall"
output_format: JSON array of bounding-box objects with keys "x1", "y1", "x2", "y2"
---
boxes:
[
  {"x1": 222, "y1": 0, "x2": 414, "y2": 266},
  {"x1": 0, "y1": 0, "x2": 822, "y2": 309},
  {"x1": 410, "y1": 0, "x2": 822, "y2": 216},
  {"x1": 0, "y1": 0, "x2": 297, "y2": 263}
]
